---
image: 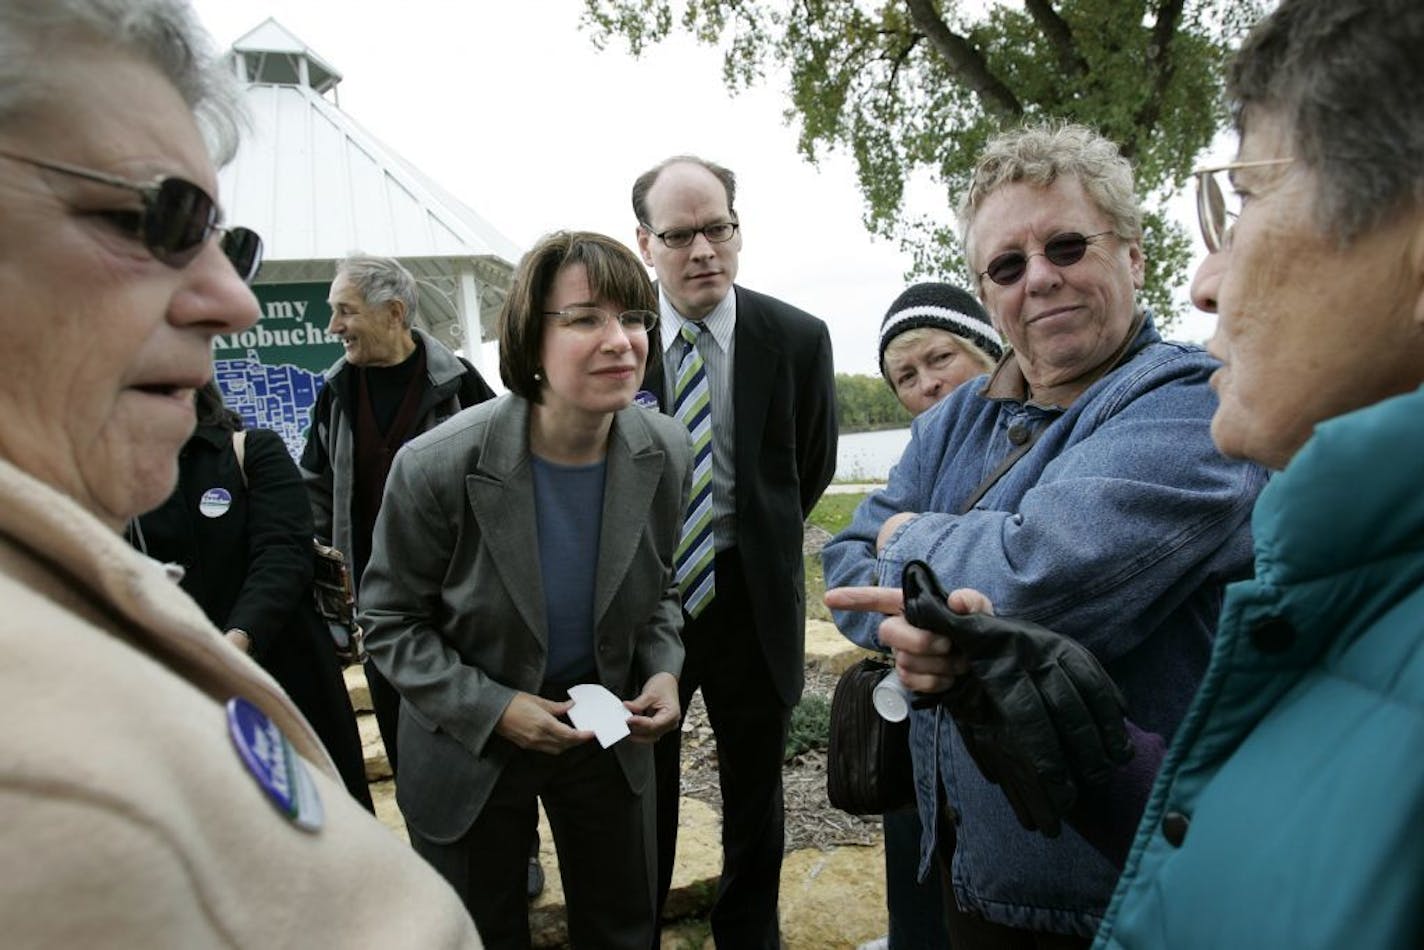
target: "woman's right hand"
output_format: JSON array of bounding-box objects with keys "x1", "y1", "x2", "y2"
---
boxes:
[
  {"x1": 495, "y1": 693, "x2": 595, "y2": 754},
  {"x1": 824, "y1": 584, "x2": 986, "y2": 694}
]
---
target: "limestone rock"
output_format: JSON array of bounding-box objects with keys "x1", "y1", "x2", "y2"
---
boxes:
[
  {"x1": 661, "y1": 797, "x2": 722, "y2": 920},
  {"x1": 369, "y1": 778, "x2": 406, "y2": 841},
  {"x1": 805, "y1": 619, "x2": 875, "y2": 676},
  {"x1": 343, "y1": 664, "x2": 371, "y2": 711},
  {"x1": 779, "y1": 843, "x2": 887, "y2": 949},
  {"x1": 357, "y1": 711, "x2": 392, "y2": 781}
]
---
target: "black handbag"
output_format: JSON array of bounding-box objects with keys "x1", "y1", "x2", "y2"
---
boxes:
[
  {"x1": 826, "y1": 656, "x2": 917, "y2": 815},
  {"x1": 233, "y1": 431, "x2": 365, "y2": 666},
  {"x1": 310, "y1": 541, "x2": 367, "y2": 666}
]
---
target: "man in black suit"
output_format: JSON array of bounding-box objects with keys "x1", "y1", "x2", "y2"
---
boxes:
[{"x1": 636, "y1": 155, "x2": 838, "y2": 948}]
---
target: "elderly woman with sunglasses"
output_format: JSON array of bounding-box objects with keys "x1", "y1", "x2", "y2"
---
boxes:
[
  {"x1": 0, "y1": 1, "x2": 479, "y2": 945},
  {"x1": 359, "y1": 231, "x2": 689, "y2": 949},
  {"x1": 821, "y1": 122, "x2": 1267, "y2": 947}
]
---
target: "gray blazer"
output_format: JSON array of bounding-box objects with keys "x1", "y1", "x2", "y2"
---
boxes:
[{"x1": 360, "y1": 394, "x2": 692, "y2": 843}]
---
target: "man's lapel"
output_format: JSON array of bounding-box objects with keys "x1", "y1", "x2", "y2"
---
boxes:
[
  {"x1": 732, "y1": 286, "x2": 779, "y2": 478},
  {"x1": 464, "y1": 396, "x2": 547, "y2": 644}
]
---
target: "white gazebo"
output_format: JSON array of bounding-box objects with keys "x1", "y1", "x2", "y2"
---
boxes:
[{"x1": 217, "y1": 18, "x2": 519, "y2": 359}]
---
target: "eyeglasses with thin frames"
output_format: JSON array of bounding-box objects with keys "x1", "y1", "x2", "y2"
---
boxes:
[
  {"x1": 979, "y1": 231, "x2": 1115, "y2": 286},
  {"x1": 1192, "y1": 158, "x2": 1294, "y2": 253},
  {"x1": 640, "y1": 221, "x2": 739, "y2": 250},
  {"x1": 0, "y1": 149, "x2": 263, "y2": 284},
  {"x1": 543, "y1": 306, "x2": 659, "y2": 334}
]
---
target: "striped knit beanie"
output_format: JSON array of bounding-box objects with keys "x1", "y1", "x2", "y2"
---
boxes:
[{"x1": 878, "y1": 282, "x2": 1002, "y2": 380}]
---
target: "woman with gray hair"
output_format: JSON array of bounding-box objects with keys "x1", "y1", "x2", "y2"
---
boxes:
[
  {"x1": 1095, "y1": 0, "x2": 1424, "y2": 944},
  {"x1": 0, "y1": 1, "x2": 479, "y2": 944},
  {"x1": 823, "y1": 122, "x2": 1267, "y2": 946}
]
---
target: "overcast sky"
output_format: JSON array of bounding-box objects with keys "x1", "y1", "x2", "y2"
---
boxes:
[{"x1": 191, "y1": 0, "x2": 1225, "y2": 378}]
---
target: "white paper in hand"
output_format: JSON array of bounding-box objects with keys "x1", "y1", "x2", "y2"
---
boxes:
[{"x1": 567, "y1": 683, "x2": 631, "y2": 748}]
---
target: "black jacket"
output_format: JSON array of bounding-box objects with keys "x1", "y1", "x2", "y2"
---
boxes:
[
  {"x1": 645, "y1": 285, "x2": 838, "y2": 705},
  {"x1": 136, "y1": 425, "x2": 372, "y2": 808}
]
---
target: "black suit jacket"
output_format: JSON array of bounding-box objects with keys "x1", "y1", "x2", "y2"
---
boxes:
[{"x1": 645, "y1": 284, "x2": 838, "y2": 705}]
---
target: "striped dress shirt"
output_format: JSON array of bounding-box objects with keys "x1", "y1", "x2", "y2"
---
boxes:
[{"x1": 659, "y1": 287, "x2": 737, "y2": 552}]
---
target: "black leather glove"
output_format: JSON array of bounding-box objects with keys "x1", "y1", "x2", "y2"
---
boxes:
[{"x1": 901, "y1": 560, "x2": 1133, "y2": 836}]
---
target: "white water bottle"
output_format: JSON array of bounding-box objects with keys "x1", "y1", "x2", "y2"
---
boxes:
[{"x1": 872, "y1": 670, "x2": 913, "y2": 722}]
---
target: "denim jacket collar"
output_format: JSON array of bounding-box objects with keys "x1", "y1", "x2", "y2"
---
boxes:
[{"x1": 984, "y1": 307, "x2": 1152, "y2": 409}]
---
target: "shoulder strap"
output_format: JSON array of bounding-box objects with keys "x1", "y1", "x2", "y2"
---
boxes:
[
  {"x1": 232, "y1": 430, "x2": 248, "y2": 488},
  {"x1": 958, "y1": 425, "x2": 1046, "y2": 515}
]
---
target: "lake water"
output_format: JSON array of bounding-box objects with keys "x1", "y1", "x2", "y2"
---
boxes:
[{"x1": 835, "y1": 427, "x2": 912, "y2": 482}]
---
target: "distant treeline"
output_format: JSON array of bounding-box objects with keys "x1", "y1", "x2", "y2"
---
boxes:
[{"x1": 836, "y1": 373, "x2": 912, "y2": 433}]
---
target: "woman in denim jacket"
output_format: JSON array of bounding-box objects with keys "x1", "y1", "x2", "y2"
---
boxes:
[{"x1": 822, "y1": 124, "x2": 1267, "y2": 946}]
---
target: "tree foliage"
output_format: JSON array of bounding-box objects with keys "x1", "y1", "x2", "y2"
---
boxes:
[
  {"x1": 835, "y1": 372, "x2": 912, "y2": 431},
  {"x1": 581, "y1": 0, "x2": 1265, "y2": 321}
]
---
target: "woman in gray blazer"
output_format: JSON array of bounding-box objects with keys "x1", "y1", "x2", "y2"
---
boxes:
[{"x1": 361, "y1": 232, "x2": 692, "y2": 949}]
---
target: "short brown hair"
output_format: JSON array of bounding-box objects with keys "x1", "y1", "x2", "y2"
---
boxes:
[{"x1": 498, "y1": 231, "x2": 660, "y2": 402}]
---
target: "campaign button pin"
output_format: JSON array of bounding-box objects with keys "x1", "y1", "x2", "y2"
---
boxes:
[
  {"x1": 633, "y1": 389, "x2": 660, "y2": 411},
  {"x1": 199, "y1": 487, "x2": 232, "y2": 518},
  {"x1": 226, "y1": 696, "x2": 324, "y2": 832}
]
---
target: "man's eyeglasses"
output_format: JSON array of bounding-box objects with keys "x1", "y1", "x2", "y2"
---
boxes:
[
  {"x1": 0, "y1": 149, "x2": 263, "y2": 284},
  {"x1": 544, "y1": 306, "x2": 659, "y2": 334},
  {"x1": 1193, "y1": 158, "x2": 1294, "y2": 253},
  {"x1": 641, "y1": 221, "x2": 739, "y2": 250},
  {"x1": 979, "y1": 231, "x2": 1114, "y2": 286}
]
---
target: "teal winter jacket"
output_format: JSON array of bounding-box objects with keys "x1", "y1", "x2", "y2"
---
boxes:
[{"x1": 1096, "y1": 385, "x2": 1424, "y2": 949}]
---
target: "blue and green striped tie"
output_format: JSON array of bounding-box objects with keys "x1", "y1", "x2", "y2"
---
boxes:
[{"x1": 673, "y1": 322, "x2": 715, "y2": 617}]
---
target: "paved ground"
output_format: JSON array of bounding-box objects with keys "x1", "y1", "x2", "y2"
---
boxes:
[{"x1": 822, "y1": 482, "x2": 885, "y2": 495}]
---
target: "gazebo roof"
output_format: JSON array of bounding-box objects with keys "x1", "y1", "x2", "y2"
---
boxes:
[{"x1": 217, "y1": 18, "x2": 519, "y2": 343}]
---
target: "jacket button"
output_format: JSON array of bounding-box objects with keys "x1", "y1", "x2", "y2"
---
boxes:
[
  {"x1": 1007, "y1": 423, "x2": 1030, "y2": 445},
  {"x1": 1250, "y1": 617, "x2": 1296, "y2": 654},
  {"x1": 1161, "y1": 810, "x2": 1190, "y2": 847}
]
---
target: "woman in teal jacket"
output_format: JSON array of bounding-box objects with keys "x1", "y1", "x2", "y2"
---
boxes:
[{"x1": 1095, "y1": 0, "x2": 1424, "y2": 945}]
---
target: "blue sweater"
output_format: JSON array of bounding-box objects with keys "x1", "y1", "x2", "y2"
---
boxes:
[
  {"x1": 1096, "y1": 385, "x2": 1424, "y2": 949},
  {"x1": 822, "y1": 317, "x2": 1265, "y2": 935}
]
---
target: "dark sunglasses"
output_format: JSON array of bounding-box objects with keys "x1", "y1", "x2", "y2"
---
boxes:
[
  {"x1": 0, "y1": 149, "x2": 263, "y2": 283},
  {"x1": 979, "y1": 231, "x2": 1114, "y2": 286}
]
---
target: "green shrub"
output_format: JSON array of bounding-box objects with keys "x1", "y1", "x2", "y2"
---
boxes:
[{"x1": 785, "y1": 692, "x2": 832, "y2": 761}]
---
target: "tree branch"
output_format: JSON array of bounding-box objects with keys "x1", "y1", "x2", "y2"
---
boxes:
[
  {"x1": 1124, "y1": 0, "x2": 1186, "y2": 158},
  {"x1": 883, "y1": 32, "x2": 923, "y2": 92},
  {"x1": 904, "y1": 0, "x2": 1021, "y2": 118},
  {"x1": 1023, "y1": 0, "x2": 1088, "y2": 78}
]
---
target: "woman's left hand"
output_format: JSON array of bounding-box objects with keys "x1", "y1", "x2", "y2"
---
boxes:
[{"x1": 624, "y1": 672, "x2": 681, "y2": 743}]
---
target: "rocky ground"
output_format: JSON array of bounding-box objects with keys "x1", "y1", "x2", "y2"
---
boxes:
[{"x1": 679, "y1": 666, "x2": 882, "y2": 854}]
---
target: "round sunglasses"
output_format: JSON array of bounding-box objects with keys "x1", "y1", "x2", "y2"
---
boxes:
[
  {"x1": 0, "y1": 149, "x2": 263, "y2": 283},
  {"x1": 979, "y1": 231, "x2": 1114, "y2": 286}
]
